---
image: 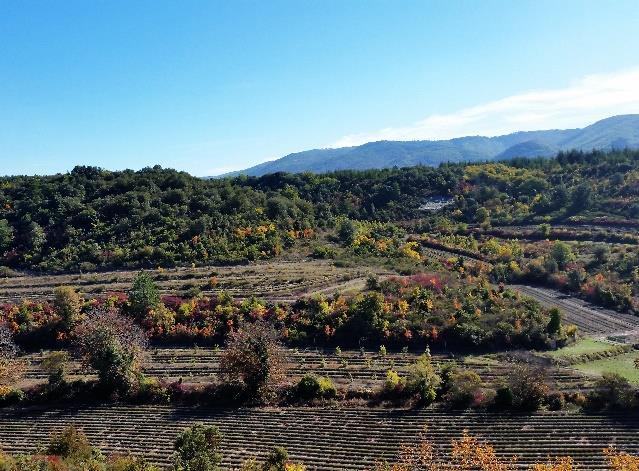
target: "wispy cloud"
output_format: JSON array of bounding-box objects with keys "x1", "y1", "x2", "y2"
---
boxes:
[{"x1": 332, "y1": 67, "x2": 639, "y2": 147}]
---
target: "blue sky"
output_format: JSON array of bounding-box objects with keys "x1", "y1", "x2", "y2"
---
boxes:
[{"x1": 1, "y1": 0, "x2": 639, "y2": 176}]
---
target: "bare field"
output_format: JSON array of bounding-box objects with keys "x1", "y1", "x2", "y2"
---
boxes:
[
  {"x1": 1, "y1": 405, "x2": 638, "y2": 469},
  {"x1": 18, "y1": 348, "x2": 591, "y2": 392},
  {"x1": 0, "y1": 259, "x2": 387, "y2": 303}
]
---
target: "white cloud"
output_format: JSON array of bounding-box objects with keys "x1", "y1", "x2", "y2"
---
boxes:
[{"x1": 331, "y1": 67, "x2": 639, "y2": 147}]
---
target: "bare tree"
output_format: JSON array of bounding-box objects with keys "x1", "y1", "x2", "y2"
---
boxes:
[
  {"x1": 73, "y1": 307, "x2": 148, "y2": 394},
  {"x1": 219, "y1": 321, "x2": 287, "y2": 401}
]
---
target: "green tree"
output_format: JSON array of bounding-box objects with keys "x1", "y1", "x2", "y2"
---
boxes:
[
  {"x1": 264, "y1": 447, "x2": 289, "y2": 471},
  {"x1": 25, "y1": 221, "x2": 46, "y2": 253},
  {"x1": 538, "y1": 223, "x2": 551, "y2": 238},
  {"x1": 567, "y1": 268, "x2": 586, "y2": 290},
  {"x1": 337, "y1": 219, "x2": 358, "y2": 245},
  {"x1": 547, "y1": 308, "x2": 562, "y2": 335},
  {"x1": 0, "y1": 219, "x2": 13, "y2": 252},
  {"x1": 405, "y1": 354, "x2": 441, "y2": 405},
  {"x1": 54, "y1": 286, "x2": 82, "y2": 331},
  {"x1": 41, "y1": 351, "x2": 70, "y2": 387},
  {"x1": 129, "y1": 272, "x2": 160, "y2": 315},
  {"x1": 343, "y1": 292, "x2": 386, "y2": 341},
  {"x1": 550, "y1": 241, "x2": 575, "y2": 270},
  {"x1": 551, "y1": 184, "x2": 569, "y2": 210},
  {"x1": 593, "y1": 245, "x2": 611, "y2": 266},
  {"x1": 508, "y1": 365, "x2": 548, "y2": 410},
  {"x1": 474, "y1": 207, "x2": 490, "y2": 224},
  {"x1": 173, "y1": 424, "x2": 222, "y2": 471},
  {"x1": 571, "y1": 183, "x2": 593, "y2": 211},
  {"x1": 589, "y1": 373, "x2": 636, "y2": 409}
]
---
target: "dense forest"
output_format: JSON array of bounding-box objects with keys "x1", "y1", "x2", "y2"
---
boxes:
[{"x1": 0, "y1": 148, "x2": 638, "y2": 272}]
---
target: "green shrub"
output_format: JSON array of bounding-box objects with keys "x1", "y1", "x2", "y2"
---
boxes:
[
  {"x1": 546, "y1": 391, "x2": 567, "y2": 411},
  {"x1": 133, "y1": 376, "x2": 171, "y2": 404},
  {"x1": 296, "y1": 374, "x2": 337, "y2": 400},
  {"x1": 46, "y1": 425, "x2": 96, "y2": 461},
  {"x1": 493, "y1": 386, "x2": 513, "y2": 409},
  {"x1": 109, "y1": 455, "x2": 162, "y2": 471},
  {"x1": 443, "y1": 369, "x2": 483, "y2": 408},
  {"x1": 0, "y1": 386, "x2": 25, "y2": 406},
  {"x1": 405, "y1": 354, "x2": 441, "y2": 405},
  {"x1": 173, "y1": 424, "x2": 222, "y2": 471},
  {"x1": 588, "y1": 373, "x2": 636, "y2": 409},
  {"x1": 311, "y1": 246, "x2": 335, "y2": 259},
  {"x1": 0, "y1": 266, "x2": 18, "y2": 278},
  {"x1": 382, "y1": 369, "x2": 405, "y2": 397}
]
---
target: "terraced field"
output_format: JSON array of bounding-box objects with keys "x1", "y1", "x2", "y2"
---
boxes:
[
  {"x1": 19, "y1": 348, "x2": 591, "y2": 392},
  {"x1": 421, "y1": 243, "x2": 639, "y2": 343},
  {"x1": 1, "y1": 405, "x2": 638, "y2": 469},
  {"x1": 0, "y1": 259, "x2": 384, "y2": 303},
  {"x1": 511, "y1": 285, "x2": 639, "y2": 342}
]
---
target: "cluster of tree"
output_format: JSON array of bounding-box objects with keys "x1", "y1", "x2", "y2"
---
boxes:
[
  {"x1": 382, "y1": 360, "x2": 576, "y2": 412},
  {"x1": 456, "y1": 148, "x2": 639, "y2": 226},
  {"x1": 420, "y1": 234, "x2": 638, "y2": 314},
  {"x1": 334, "y1": 219, "x2": 423, "y2": 261},
  {"x1": 3, "y1": 302, "x2": 638, "y2": 413},
  {"x1": 0, "y1": 166, "x2": 314, "y2": 272},
  {"x1": 0, "y1": 271, "x2": 566, "y2": 353},
  {"x1": 2, "y1": 148, "x2": 637, "y2": 273}
]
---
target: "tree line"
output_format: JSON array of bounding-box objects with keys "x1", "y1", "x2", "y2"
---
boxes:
[{"x1": 1, "y1": 148, "x2": 637, "y2": 272}]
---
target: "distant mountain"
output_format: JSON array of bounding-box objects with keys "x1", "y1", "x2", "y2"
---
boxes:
[{"x1": 221, "y1": 114, "x2": 639, "y2": 177}]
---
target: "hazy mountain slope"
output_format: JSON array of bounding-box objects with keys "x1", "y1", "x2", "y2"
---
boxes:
[
  {"x1": 560, "y1": 114, "x2": 639, "y2": 149},
  {"x1": 223, "y1": 114, "x2": 639, "y2": 177},
  {"x1": 495, "y1": 141, "x2": 556, "y2": 160}
]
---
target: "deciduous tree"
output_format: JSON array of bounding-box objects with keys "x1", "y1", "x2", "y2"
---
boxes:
[
  {"x1": 219, "y1": 321, "x2": 287, "y2": 401},
  {"x1": 73, "y1": 308, "x2": 148, "y2": 394}
]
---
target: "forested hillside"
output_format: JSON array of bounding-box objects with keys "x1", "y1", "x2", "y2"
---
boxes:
[
  {"x1": 0, "y1": 148, "x2": 638, "y2": 272},
  {"x1": 226, "y1": 114, "x2": 639, "y2": 176}
]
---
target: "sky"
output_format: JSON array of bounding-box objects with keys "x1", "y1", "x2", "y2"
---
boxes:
[{"x1": 1, "y1": 0, "x2": 639, "y2": 176}]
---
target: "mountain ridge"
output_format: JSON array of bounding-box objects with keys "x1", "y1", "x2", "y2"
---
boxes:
[{"x1": 220, "y1": 114, "x2": 639, "y2": 177}]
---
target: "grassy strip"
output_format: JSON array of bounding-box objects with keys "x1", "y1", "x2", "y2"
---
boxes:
[{"x1": 573, "y1": 350, "x2": 639, "y2": 384}]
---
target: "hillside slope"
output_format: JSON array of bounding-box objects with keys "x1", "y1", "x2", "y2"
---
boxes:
[{"x1": 224, "y1": 114, "x2": 639, "y2": 176}]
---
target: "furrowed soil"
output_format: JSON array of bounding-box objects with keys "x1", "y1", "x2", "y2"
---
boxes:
[
  {"x1": 0, "y1": 259, "x2": 387, "y2": 303},
  {"x1": 1, "y1": 405, "x2": 638, "y2": 469}
]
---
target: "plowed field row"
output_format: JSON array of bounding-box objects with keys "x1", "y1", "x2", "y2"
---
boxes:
[
  {"x1": 0, "y1": 260, "x2": 381, "y2": 303},
  {"x1": 511, "y1": 285, "x2": 639, "y2": 341},
  {"x1": 1, "y1": 405, "x2": 638, "y2": 469},
  {"x1": 20, "y1": 348, "x2": 591, "y2": 391}
]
